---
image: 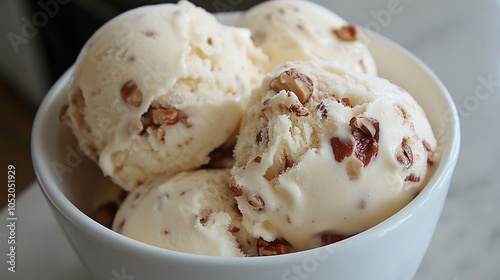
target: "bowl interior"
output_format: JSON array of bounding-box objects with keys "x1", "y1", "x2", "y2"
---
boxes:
[{"x1": 31, "y1": 14, "x2": 460, "y2": 262}]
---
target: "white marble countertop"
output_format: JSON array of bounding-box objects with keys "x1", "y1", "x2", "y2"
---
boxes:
[{"x1": 1, "y1": 0, "x2": 499, "y2": 279}]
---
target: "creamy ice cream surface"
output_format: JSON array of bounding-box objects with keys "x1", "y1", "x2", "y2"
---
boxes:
[
  {"x1": 231, "y1": 61, "x2": 437, "y2": 251},
  {"x1": 237, "y1": 0, "x2": 377, "y2": 75},
  {"x1": 112, "y1": 169, "x2": 256, "y2": 257},
  {"x1": 59, "y1": 0, "x2": 439, "y2": 257},
  {"x1": 60, "y1": 1, "x2": 267, "y2": 191}
]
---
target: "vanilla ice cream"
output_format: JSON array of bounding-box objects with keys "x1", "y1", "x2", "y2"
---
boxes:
[
  {"x1": 231, "y1": 61, "x2": 437, "y2": 251},
  {"x1": 237, "y1": 0, "x2": 377, "y2": 75},
  {"x1": 112, "y1": 169, "x2": 257, "y2": 257},
  {"x1": 60, "y1": 1, "x2": 267, "y2": 191}
]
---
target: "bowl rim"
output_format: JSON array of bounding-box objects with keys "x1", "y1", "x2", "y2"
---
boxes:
[{"x1": 31, "y1": 32, "x2": 460, "y2": 265}]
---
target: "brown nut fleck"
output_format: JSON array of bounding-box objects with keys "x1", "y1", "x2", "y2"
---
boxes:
[
  {"x1": 229, "y1": 184, "x2": 243, "y2": 197},
  {"x1": 288, "y1": 103, "x2": 310, "y2": 117},
  {"x1": 422, "y1": 140, "x2": 435, "y2": 166},
  {"x1": 340, "y1": 97, "x2": 352, "y2": 108},
  {"x1": 257, "y1": 238, "x2": 292, "y2": 256},
  {"x1": 230, "y1": 227, "x2": 240, "y2": 233},
  {"x1": 349, "y1": 116, "x2": 379, "y2": 141},
  {"x1": 333, "y1": 24, "x2": 357, "y2": 41},
  {"x1": 150, "y1": 108, "x2": 179, "y2": 125},
  {"x1": 270, "y1": 68, "x2": 313, "y2": 104},
  {"x1": 142, "y1": 30, "x2": 157, "y2": 38},
  {"x1": 396, "y1": 138, "x2": 413, "y2": 168},
  {"x1": 121, "y1": 80, "x2": 142, "y2": 107},
  {"x1": 350, "y1": 116, "x2": 380, "y2": 167},
  {"x1": 199, "y1": 209, "x2": 213, "y2": 226},
  {"x1": 396, "y1": 105, "x2": 408, "y2": 121},
  {"x1": 352, "y1": 129, "x2": 379, "y2": 167},
  {"x1": 330, "y1": 137, "x2": 354, "y2": 162},
  {"x1": 248, "y1": 193, "x2": 265, "y2": 209},
  {"x1": 405, "y1": 173, "x2": 420, "y2": 183},
  {"x1": 317, "y1": 102, "x2": 328, "y2": 119}
]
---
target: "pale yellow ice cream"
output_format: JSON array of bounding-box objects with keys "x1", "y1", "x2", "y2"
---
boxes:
[
  {"x1": 61, "y1": 1, "x2": 267, "y2": 191},
  {"x1": 112, "y1": 169, "x2": 256, "y2": 257},
  {"x1": 237, "y1": 0, "x2": 377, "y2": 75},
  {"x1": 231, "y1": 61, "x2": 437, "y2": 251},
  {"x1": 62, "y1": 0, "x2": 438, "y2": 257}
]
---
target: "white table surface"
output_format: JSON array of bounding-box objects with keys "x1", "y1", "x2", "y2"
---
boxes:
[{"x1": 1, "y1": 0, "x2": 500, "y2": 279}]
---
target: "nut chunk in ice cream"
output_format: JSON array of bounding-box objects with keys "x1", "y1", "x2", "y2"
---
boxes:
[
  {"x1": 112, "y1": 169, "x2": 254, "y2": 257},
  {"x1": 231, "y1": 61, "x2": 437, "y2": 251},
  {"x1": 237, "y1": 0, "x2": 377, "y2": 75},
  {"x1": 60, "y1": 1, "x2": 267, "y2": 191}
]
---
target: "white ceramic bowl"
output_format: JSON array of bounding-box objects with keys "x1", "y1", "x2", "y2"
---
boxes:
[{"x1": 32, "y1": 14, "x2": 460, "y2": 280}]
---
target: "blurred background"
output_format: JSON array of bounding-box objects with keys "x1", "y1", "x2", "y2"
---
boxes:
[{"x1": 0, "y1": 0, "x2": 266, "y2": 208}]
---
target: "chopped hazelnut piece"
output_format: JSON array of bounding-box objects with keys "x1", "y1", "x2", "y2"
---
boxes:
[
  {"x1": 349, "y1": 116, "x2": 379, "y2": 141},
  {"x1": 270, "y1": 68, "x2": 314, "y2": 104},
  {"x1": 396, "y1": 138, "x2": 413, "y2": 168},
  {"x1": 397, "y1": 105, "x2": 408, "y2": 120},
  {"x1": 248, "y1": 193, "x2": 265, "y2": 209},
  {"x1": 199, "y1": 210, "x2": 213, "y2": 226},
  {"x1": 422, "y1": 140, "x2": 435, "y2": 166},
  {"x1": 405, "y1": 174, "x2": 420, "y2": 182},
  {"x1": 333, "y1": 24, "x2": 357, "y2": 41},
  {"x1": 330, "y1": 137, "x2": 354, "y2": 162},
  {"x1": 229, "y1": 184, "x2": 243, "y2": 197},
  {"x1": 352, "y1": 129, "x2": 378, "y2": 167},
  {"x1": 142, "y1": 30, "x2": 157, "y2": 38},
  {"x1": 288, "y1": 103, "x2": 310, "y2": 117},
  {"x1": 121, "y1": 80, "x2": 142, "y2": 107},
  {"x1": 256, "y1": 130, "x2": 263, "y2": 144},
  {"x1": 230, "y1": 227, "x2": 240, "y2": 233},
  {"x1": 150, "y1": 108, "x2": 179, "y2": 125},
  {"x1": 340, "y1": 97, "x2": 352, "y2": 108},
  {"x1": 317, "y1": 102, "x2": 328, "y2": 119},
  {"x1": 350, "y1": 116, "x2": 380, "y2": 167}
]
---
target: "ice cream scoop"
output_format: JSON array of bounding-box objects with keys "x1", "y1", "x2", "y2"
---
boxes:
[
  {"x1": 231, "y1": 60, "x2": 437, "y2": 251},
  {"x1": 237, "y1": 0, "x2": 377, "y2": 75},
  {"x1": 60, "y1": 1, "x2": 267, "y2": 191},
  {"x1": 112, "y1": 169, "x2": 256, "y2": 257}
]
